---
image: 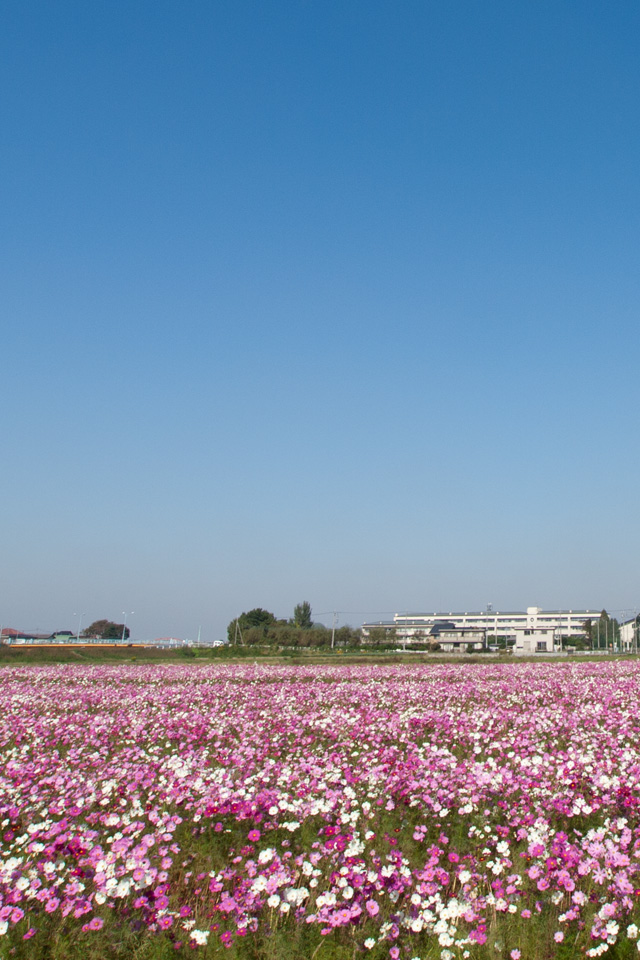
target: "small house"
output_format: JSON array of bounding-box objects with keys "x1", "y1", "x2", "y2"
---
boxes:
[{"x1": 513, "y1": 627, "x2": 557, "y2": 655}]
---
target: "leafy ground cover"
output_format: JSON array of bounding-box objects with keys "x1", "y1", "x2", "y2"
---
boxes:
[{"x1": 2, "y1": 662, "x2": 640, "y2": 959}]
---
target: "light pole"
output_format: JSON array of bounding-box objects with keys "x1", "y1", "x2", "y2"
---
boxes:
[
  {"x1": 73, "y1": 612, "x2": 85, "y2": 643},
  {"x1": 122, "y1": 611, "x2": 134, "y2": 643}
]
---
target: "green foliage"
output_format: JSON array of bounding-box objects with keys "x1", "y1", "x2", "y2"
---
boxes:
[
  {"x1": 292, "y1": 600, "x2": 312, "y2": 629},
  {"x1": 334, "y1": 625, "x2": 355, "y2": 645},
  {"x1": 227, "y1": 609, "x2": 276, "y2": 643},
  {"x1": 588, "y1": 609, "x2": 620, "y2": 648},
  {"x1": 243, "y1": 626, "x2": 273, "y2": 645},
  {"x1": 244, "y1": 608, "x2": 277, "y2": 629},
  {"x1": 226, "y1": 608, "x2": 361, "y2": 649},
  {"x1": 82, "y1": 619, "x2": 130, "y2": 640},
  {"x1": 367, "y1": 627, "x2": 396, "y2": 646}
]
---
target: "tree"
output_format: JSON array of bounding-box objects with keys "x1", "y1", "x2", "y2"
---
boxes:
[
  {"x1": 82, "y1": 619, "x2": 130, "y2": 640},
  {"x1": 590, "y1": 610, "x2": 620, "y2": 649},
  {"x1": 293, "y1": 601, "x2": 312, "y2": 629},
  {"x1": 367, "y1": 627, "x2": 396, "y2": 646},
  {"x1": 244, "y1": 608, "x2": 276, "y2": 628},
  {"x1": 227, "y1": 608, "x2": 276, "y2": 643}
]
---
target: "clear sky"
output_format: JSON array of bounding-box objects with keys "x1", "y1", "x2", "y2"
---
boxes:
[{"x1": 2, "y1": 1, "x2": 639, "y2": 641}]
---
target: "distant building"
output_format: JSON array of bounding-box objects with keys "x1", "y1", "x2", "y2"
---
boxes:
[
  {"x1": 619, "y1": 618, "x2": 638, "y2": 652},
  {"x1": 432, "y1": 628, "x2": 486, "y2": 653},
  {"x1": 2, "y1": 630, "x2": 75, "y2": 644},
  {"x1": 513, "y1": 626, "x2": 558, "y2": 655},
  {"x1": 362, "y1": 607, "x2": 597, "y2": 645}
]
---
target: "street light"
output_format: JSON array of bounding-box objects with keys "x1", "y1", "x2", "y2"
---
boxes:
[
  {"x1": 73, "y1": 612, "x2": 85, "y2": 643},
  {"x1": 122, "y1": 611, "x2": 134, "y2": 643}
]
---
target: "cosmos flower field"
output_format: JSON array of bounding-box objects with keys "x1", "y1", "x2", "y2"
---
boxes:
[{"x1": 2, "y1": 662, "x2": 640, "y2": 959}]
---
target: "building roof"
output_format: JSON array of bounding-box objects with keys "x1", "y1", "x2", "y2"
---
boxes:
[{"x1": 395, "y1": 609, "x2": 598, "y2": 617}]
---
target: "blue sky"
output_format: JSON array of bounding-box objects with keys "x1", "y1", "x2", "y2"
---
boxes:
[{"x1": 2, "y1": 1, "x2": 639, "y2": 640}]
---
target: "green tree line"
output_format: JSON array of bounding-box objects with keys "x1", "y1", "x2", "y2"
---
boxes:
[
  {"x1": 227, "y1": 603, "x2": 361, "y2": 648},
  {"x1": 582, "y1": 609, "x2": 620, "y2": 648}
]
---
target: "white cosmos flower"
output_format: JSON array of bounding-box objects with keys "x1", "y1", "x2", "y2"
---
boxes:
[{"x1": 190, "y1": 929, "x2": 209, "y2": 945}]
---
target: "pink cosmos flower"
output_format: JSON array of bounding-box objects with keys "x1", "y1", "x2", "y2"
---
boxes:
[{"x1": 365, "y1": 900, "x2": 379, "y2": 917}]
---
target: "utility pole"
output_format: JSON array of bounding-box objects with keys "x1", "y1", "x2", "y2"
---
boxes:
[
  {"x1": 73, "y1": 612, "x2": 85, "y2": 642},
  {"x1": 331, "y1": 612, "x2": 337, "y2": 649},
  {"x1": 122, "y1": 611, "x2": 134, "y2": 643}
]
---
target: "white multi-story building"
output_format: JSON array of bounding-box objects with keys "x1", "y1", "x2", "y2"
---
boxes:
[
  {"x1": 362, "y1": 607, "x2": 599, "y2": 644},
  {"x1": 619, "y1": 618, "x2": 639, "y2": 652}
]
